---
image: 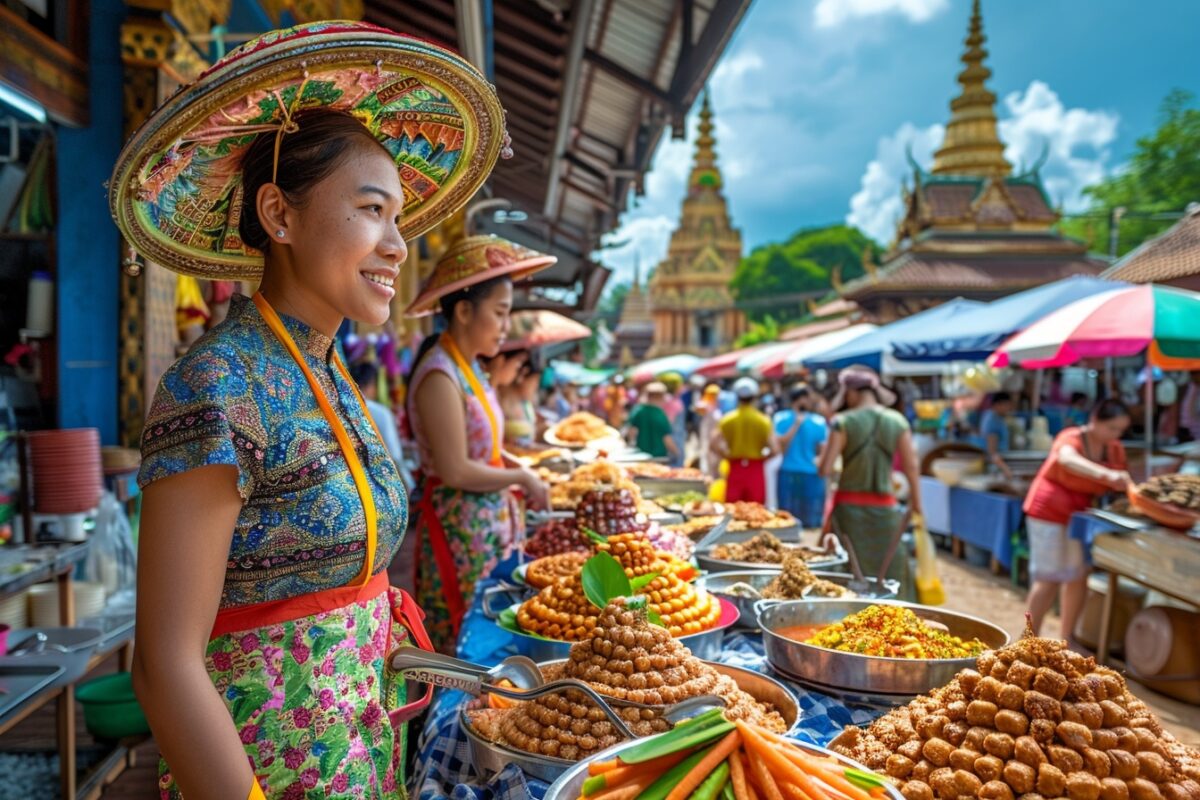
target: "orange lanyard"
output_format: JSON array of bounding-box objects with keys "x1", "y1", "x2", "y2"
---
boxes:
[
  {"x1": 439, "y1": 332, "x2": 503, "y2": 467},
  {"x1": 252, "y1": 292, "x2": 383, "y2": 587}
]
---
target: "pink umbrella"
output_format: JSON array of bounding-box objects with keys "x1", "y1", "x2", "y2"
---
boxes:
[{"x1": 501, "y1": 310, "x2": 591, "y2": 352}]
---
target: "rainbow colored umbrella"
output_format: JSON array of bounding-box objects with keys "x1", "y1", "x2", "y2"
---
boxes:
[{"x1": 989, "y1": 284, "x2": 1200, "y2": 370}]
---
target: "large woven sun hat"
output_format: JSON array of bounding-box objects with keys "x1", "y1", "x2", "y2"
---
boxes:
[
  {"x1": 405, "y1": 234, "x2": 556, "y2": 317},
  {"x1": 109, "y1": 20, "x2": 510, "y2": 280}
]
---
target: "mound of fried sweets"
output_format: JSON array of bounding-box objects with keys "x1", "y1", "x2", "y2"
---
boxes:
[
  {"x1": 525, "y1": 551, "x2": 590, "y2": 590},
  {"x1": 761, "y1": 551, "x2": 852, "y2": 599},
  {"x1": 517, "y1": 530, "x2": 721, "y2": 640},
  {"x1": 831, "y1": 627, "x2": 1200, "y2": 800},
  {"x1": 471, "y1": 597, "x2": 786, "y2": 761}
]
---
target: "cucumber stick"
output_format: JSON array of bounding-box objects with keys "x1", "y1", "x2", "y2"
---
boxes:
[
  {"x1": 635, "y1": 743, "x2": 715, "y2": 800},
  {"x1": 619, "y1": 718, "x2": 734, "y2": 764},
  {"x1": 688, "y1": 760, "x2": 730, "y2": 800}
]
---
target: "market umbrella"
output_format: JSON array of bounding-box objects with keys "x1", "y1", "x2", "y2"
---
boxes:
[
  {"x1": 549, "y1": 359, "x2": 615, "y2": 386},
  {"x1": 501, "y1": 310, "x2": 591, "y2": 351},
  {"x1": 989, "y1": 284, "x2": 1200, "y2": 475},
  {"x1": 694, "y1": 342, "x2": 778, "y2": 379},
  {"x1": 628, "y1": 353, "x2": 705, "y2": 383},
  {"x1": 891, "y1": 276, "x2": 1123, "y2": 363},
  {"x1": 765, "y1": 323, "x2": 879, "y2": 379}
]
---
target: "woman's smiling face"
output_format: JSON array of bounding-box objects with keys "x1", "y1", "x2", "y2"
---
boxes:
[{"x1": 284, "y1": 144, "x2": 408, "y2": 327}]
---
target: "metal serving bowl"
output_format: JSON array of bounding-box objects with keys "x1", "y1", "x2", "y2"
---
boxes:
[
  {"x1": 695, "y1": 527, "x2": 848, "y2": 574},
  {"x1": 634, "y1": 476, "x2": 711, "y2": 498},
  {"x1": 491, "y1": 596, "x2": 739, "y2": 662},
  {"x1": 542, "y1": 729, "x2": 904, "y2": 800},
  {"x1": 758, "y1": 598, "x2": 1010, "y2": 699},
  {"x1": 462, "y1": 659, "x2": 801, "y2": 783},
  {"x1": 700, "y1": 570, "x2": 899, "y2": 629}
]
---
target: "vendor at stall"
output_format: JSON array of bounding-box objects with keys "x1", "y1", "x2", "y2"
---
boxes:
[
  {"x1": 819, "y1": 366, "x2": 922, "y2": 599},
  {"x1": 774, "y1": 383, "x2": 828, "y2": 527},
  {"x1": 117, "y1": 23, "x2": 512, "y2": 798},
  {"x1": 405, "y1": 236, "x2": 554, "y2": 652},
  {"x1": 712, "y1": 377, "x2": 777, "y2": 503},
  {"x1": 980, "y1": 391, "x2": 1016, "y2": 480},
  {"x1": 625, "y1": 381, "x2": 679, "y2": 460},
  {"x1": 696, "y1": 383, "x2": 723, "y2": 477},
  {"x1": 1023, "y1": 398, "x2": 1132, "y2": 641},
  {"x1": 498, "y1": 353, "x2": 544, "y2": 449}
]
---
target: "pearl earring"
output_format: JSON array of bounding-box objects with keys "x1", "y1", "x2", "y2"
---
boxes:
[{"x1": 276, "y1": 229, "x2": 285, "y2": 238}]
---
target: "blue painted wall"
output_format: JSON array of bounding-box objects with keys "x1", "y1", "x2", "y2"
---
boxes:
[{"x1": 55, "y1": 0, "x2": 125, "y2": 443}]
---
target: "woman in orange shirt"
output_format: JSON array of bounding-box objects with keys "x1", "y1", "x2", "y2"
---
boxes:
[{"x1": 1023, "y1": 399, "x2": 1132, "y2": 642}]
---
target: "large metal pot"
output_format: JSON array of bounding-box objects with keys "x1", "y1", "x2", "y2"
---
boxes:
[
  {"x1": 758, "y1": 598, "x2": 1009, "y2": 699},
  {"x1": 462, "y1": 659, "x2": 801, "y2": 783},
  {"x1": 700, "y1": 570, "x2": 898, "y2": 629}
]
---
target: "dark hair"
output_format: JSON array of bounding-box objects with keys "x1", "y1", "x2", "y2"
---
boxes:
[
  {"x1": 348, "y1": 360, "x2": 378, "y2": 389},
  {"x1": 405, "y1": 274, "x2": 513, "y2": 388},
  {"x1": 789, "y1": 384, "x2": 812, "y2": 405},
  {"x1": 238, "y1": 109, "x2": 389, "y2": 252},
  {"x1": 992, "y1": 391, "x2": 1013, "y2": 405},
  {"x1": 1091, "y1": 398, "x2": 1130, "y2": 422},
  {"x1": 1070, "y1": 391, "x2": 1089, "y2": 405}
]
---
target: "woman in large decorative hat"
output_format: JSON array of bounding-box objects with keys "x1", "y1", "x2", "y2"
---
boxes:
[
  {"x1": 110, "y1": 21, "x2": 509, "y2": 799},
  {"x1": 404, "y1": 234, "x2": 555, "y2": 649}
]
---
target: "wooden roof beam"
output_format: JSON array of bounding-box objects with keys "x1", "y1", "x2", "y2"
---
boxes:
[
  {"x1": 667, "y1": 0, "x2": 752, "y2": 108},
  {"x1": 583, "y1": 49, "x2": 674, "y2": 106},
  {"x1": 543, "y1": 0, "x2": 597, "y2": 218}
]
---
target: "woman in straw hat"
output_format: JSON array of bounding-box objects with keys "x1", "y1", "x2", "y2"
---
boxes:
[
  {"x1": 110, "y1": 21, "x2": 510, "y2": 799},
  {"x1": 404, "y1": 235, "x2": 555, "y2": 651}
]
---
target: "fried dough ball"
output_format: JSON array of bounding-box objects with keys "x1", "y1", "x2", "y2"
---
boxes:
[
  {"x1": 981, "y1": 781, "x2": 1017, "y2": 800},
  {"x1": 1101, "y1": 778, "x2": 1131, "y2": 800},
  {"x1": 1034, "y1": 668, "x2": 1070, "y2": 701},
  {"x1": 1038, "y1": 764, "x2": 1068, "y2": 796},
  {"x1": 1026, "y1": 691, "x2": 1064, "y2": 722},
  {"x1": 1015, "y1": 735, "x2": 1048, "y2": 767},
  {"x1": 1050, "y1": 745, "x2": 1087, "y2": 774},
  {"x1": 902, "y1": 781, "x2": 934, "y2": 800},
  {"x1": 998, "y1": 710, "x2": 1032, "y2": 736},
  {"x1": 975, "y1": 754, "x2": 1005, "y2": 782},
  {"x1": 1108, "y1": 751, "x2": 1140, "y2": 781},
  {"x1": 1005, "y1": 761, "x2": 1038, "y2": 794},
  {"x1": 1058, "y1": 721, "x2": 1095, "y2": 751},
  {"x1": 1067, "y1": 772, "x2": 1103, "y2": 800},
  {"x1": 1128, "y1": 779, "x2": 1165, "y2": 800}
]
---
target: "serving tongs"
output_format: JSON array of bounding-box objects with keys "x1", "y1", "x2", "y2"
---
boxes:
[
  {"x1": 390, "y1": 650, "x2": 726, "y2": 740},
  {"x1": 692, "y1": 513, "x2": 735, "y2": 552}
]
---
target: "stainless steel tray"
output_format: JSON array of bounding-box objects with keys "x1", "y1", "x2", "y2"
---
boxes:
[
  {"x1": 543, "y1": 729, "x2": 903, "y2": 800},
  {"x1": 462, "y1": 659, "x2": 801, "y2": 783},
  {"x1": 701, "y1": 570, "x2": 898, "y2": 628},
  {"x1": 493, "y1": 596, "x2": 738, "y2": 662},
  {"x1": 696, "y1": 540, "x2": 848, "y2": 574},
  {"x1": 634, "y1": 477, "x2": 711, "y2": 498},
  {"x1": 758, "y1": 598, "x2": 1009, "y2": 699},
  {"x1": 0, "y1": 663, "x2": 66, "y2": 722}
]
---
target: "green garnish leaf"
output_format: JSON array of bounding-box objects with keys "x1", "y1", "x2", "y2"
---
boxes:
[
  {"x1": 582, "y1": 527, "x2": 608, "y2": 545},
  {"x1": 630, "y1": 571, "x2": 660, "y2": 592},
  {"x1": 581, "y1": 552, "x2": 632, "y2": 611},
  {"x1": 646, "y1": 607, "x2": 665, "y2": 627}
]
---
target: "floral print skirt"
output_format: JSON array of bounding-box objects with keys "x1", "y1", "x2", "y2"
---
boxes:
[
  {"x1": 159, "y1": 590, "x2": 407, "y2": 799},
  {"x1": 412, "y1": 483, "x2": 514, "y2": 653}
]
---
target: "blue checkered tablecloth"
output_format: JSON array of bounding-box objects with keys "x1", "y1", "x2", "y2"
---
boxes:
[{"x1": 413, "y1": 556, "x2": 887, "y2": 800}]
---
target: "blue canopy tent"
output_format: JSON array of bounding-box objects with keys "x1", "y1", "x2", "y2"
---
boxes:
[
  {"x1": 890, "y1": 276, "x2": 1123, "y2": 362},
  {"x1": 803, "y1": 298, "x2": 986, "y2": 374}
]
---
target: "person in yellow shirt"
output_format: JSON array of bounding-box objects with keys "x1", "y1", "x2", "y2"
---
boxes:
[{"x1": 712, "y1": 377, "x2": 777, "y2": 503}]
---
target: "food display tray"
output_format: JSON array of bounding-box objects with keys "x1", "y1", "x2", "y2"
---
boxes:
[
  {"x1": 462, "y1": 660, "x2": 801, "y2": 783},
  {"x1": 542, "y1": 731, "x2": 904, "y2": 800},
  {"x1": 700, "y1": 570, "x2": 899, "y2": 628},
  {"x1": 758, "y1": 598, "x2": 1009, "y2": 699}
]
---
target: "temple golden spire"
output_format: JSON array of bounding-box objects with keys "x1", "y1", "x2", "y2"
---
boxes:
[
  {"x1": 688, "y1": 90, "x2": 723, "y2": 192},
  {"x1": 931, "y1": 0, "x2": 1012, "y2": 177}
]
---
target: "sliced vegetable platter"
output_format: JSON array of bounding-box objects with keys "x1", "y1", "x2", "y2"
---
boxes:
[{"x1": 545, "y1": 710, "x2": 899, "y2": 800}]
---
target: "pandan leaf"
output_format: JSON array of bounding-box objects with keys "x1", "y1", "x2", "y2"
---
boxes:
[
  {"x1": 581, "y1": 552, "x2": 632, "y2": 610},
  {"x1": 582, "y1": 527, "x2": 608, "y2": 545},
  {"x1": 646, "y1": 607, "x2": 665, "y2": 627},
  {"x1": 629, "y1": 571, "x2": 660, "y2": 592}
]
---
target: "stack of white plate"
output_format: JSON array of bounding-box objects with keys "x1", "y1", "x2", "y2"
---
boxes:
[
  {"x1": 0, "y1": 589, "x2": 29, "y2": 630},
  {"x1": 28, "y1": 581, "x2": 107, "y2": 628}
]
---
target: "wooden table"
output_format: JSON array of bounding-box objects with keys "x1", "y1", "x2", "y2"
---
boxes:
[{"x1": 1091, "y1": 526, "x2": 1200, "y2": 666}]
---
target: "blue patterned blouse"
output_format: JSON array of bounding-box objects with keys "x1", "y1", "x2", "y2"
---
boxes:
[{"x1": 139, "y1": 294, "x2": 408, "y2": 608}]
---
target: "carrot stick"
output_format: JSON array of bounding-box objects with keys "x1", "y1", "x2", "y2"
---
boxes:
[
  {"x1": 745, "y1": 722, "x2": 879, "y2": 800},
  {"x1": 729, "y1": 749, "x2": 752, "y2": 800},
  {"x1": 585, "y1": 752, "x2": 687, "y2": 795},
  {"x1": 745, "y1": 741, "x2": 785, "y2": 800},
  {"x1": 590, "y1": 773, "x2": 657, "y2": 800},
  {"x1": 589, "y1": 758, "x2": 622, "y2": 776},
  {"x1": 665, "y1": 730, "x2": 742, "y2": 800},
  {"x1": 737, "y1": 721, "x2": 830, "y2": 800}
]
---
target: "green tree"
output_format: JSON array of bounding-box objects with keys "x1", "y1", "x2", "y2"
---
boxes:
[
  {"x1": 735, "y1": 315, "x2": 780, "y2": 348},
  {"x1": 596, "y1": 281, "x2": 630, "y2": 327},
  {"x1": 1058, "y1": 89, "x2": 1200, "y2": 257},
  {"x1": 731, "y1": 224, "x2": 882, "y2": 322}
]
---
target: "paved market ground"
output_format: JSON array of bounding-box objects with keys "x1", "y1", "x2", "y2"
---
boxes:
[{"x1": 2, "y1": 557, "x2": 1194, "y2": 798}]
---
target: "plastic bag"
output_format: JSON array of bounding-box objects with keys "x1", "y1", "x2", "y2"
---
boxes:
[
  {"x1": 84, "y1": 491, "x2": 138, "y2": 597},
  {"x1": 913, "y1": 513, "x2": 945, "y2": 606}
]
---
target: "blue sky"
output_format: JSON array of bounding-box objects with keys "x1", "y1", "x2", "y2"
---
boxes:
[{"x1": 597, "y1": 0, "x2": 1200, "y2": 286}]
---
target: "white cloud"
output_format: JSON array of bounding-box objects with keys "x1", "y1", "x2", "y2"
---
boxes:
[
  {"x1": 845, "y1": 80, "x2": 1119, "y2": 242},
  {"x1": 998, "y1": 80, "x2": 1119, "y2": 210},
  {"x1": 846, "y1": 121, "x2": 944, "y2": 243},
  {"x1": 814, "y1": 0, "x2": 949, "y2": 28},
  {"x1": 598, "y1": 215, "x2": 677, "y2": 286}
]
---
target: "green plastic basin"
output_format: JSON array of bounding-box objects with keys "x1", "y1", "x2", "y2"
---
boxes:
[{"x1": 75, "y1": 672, "x2": 150, "y2": 740}]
